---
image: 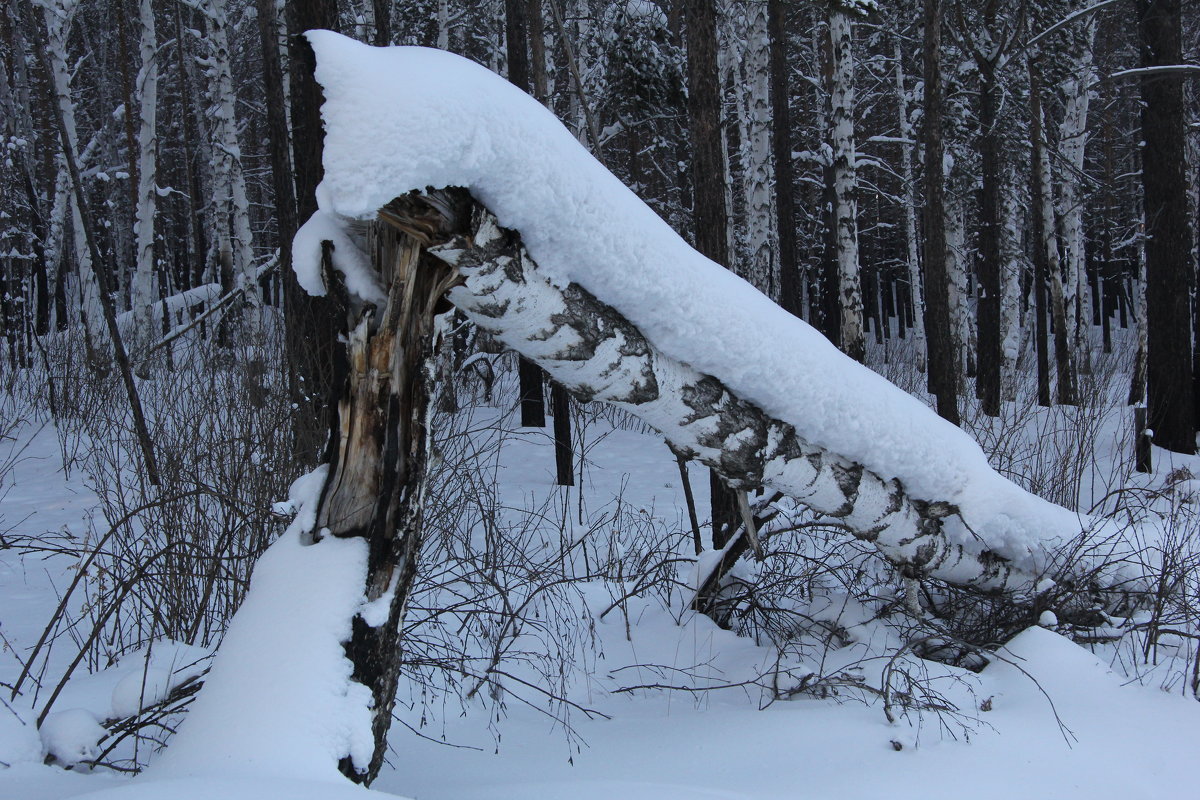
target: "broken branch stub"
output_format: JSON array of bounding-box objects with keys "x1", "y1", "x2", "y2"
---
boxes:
[{"x1": 312, "y1": 205, "x2": 461, "y2": 783}]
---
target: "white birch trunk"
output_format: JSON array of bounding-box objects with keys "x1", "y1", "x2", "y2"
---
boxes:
[
  {"x1": 740, "y1": 0, "x2": 776, "y2": 297},
  {"x1": 893, "y1": 38, "x2": 925, "y2": 369},
  {"x1": 437, "y1": 0, "x2": 450, "y2": 50},
  {"x1": 1000, "y1": 170, "x2": 1023, "y2": 400},
  {"x1": 132, "y1": 0, "x2": 158, "y2": 338},
  {"x1": 199, "y1": 0, "x2": 257, "y2": 310},
  {"x1": 42, "y1": 0, "x2": 104, "y2": 342},
  {"x1": 828, "y1": 8, "x2": 863, "y2": 362},
  {"x1": 1057, "y1": 20, "x2": 1096, "y2": 376},
  {"x1": 1036, "y1": 103, "x2": 1077, "y2": 403},
  {"x1": 946, "y1": 177, "x2": 972, "y2": 378}
]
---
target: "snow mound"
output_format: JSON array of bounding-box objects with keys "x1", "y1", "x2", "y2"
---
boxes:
[
  {"x1": 147, "y1": 470, "x2": 373, "y2": 782},
  {"x1": 302, "y1": 31, "x2": 1093, "y2": 573},
  {"x1": 40, "y1": 709, "x2": 105, "y2": 767}
]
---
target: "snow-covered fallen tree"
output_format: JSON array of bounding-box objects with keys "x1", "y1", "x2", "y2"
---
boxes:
[
  {"x1": 257, "y1": 30, "x2": 1149, "y2": 785},
  {"x1": 297, "y1": 31, "x2": 1125, "y2": 592}
]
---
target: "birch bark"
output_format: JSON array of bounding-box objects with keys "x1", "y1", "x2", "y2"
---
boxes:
[
  {"x1": 1057, "y1": 19, "x2": 1096, "y2": 378},
  {"x1": 132, "y1": 0, "x2": 158, "y2": 341},
  {"x1": 740, "y1": 0, "x2": 775, "y2": 297},
  {"x1": 828, "y1": 6, "x2": 864, "y2": 363},
  {"x1": 41, "y1": 0, "x2": 104, "y2": 342},
  {"x1": 199, "y1": 0, "x2": 257, "y2": 311},
  {"x1": 893, "y1": 37, "x2": 925, "y2": 369}
]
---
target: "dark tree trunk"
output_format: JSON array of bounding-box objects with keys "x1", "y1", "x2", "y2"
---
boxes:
[
  {"x1": 768, "y1": 0, "x2": 801, "y2": 318},
  {"x1": 287, "y1": 0, "x2": 345, "y2": 464},
  {"x1": 1030, "y1": 61, "x2": 1054, "y2": 409},
  {"x1": 256, "y1": 0, "x2": 296, "y2": 270},
  {"x1": 372, "y1": 0, "x2": 390, "y2": 45},
  {"x1": 1138, "y1": 0, "x2": 1195, "y2": 453},
  {"x1": 921, "y1": 0, "x2": 959, "y2": 425},
  {"x1": 505, "y1": 0, "x2": 546, "y2": 428},
  {"x1": 686, "y1": 0, "x2": 740, "y2": 547},
  {"x1": 976, "y1": 62, "x2": 1002, "y2": 417}
]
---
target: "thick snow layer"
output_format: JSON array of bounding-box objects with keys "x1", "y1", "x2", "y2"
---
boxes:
[
  {"x1": 303, "y1": 32, "x2": 1087, "y2": 571},
  {"x1": 293, "y1": 209, "x2": 384, "y2": 305},
  {"x1": 146, "y1": 470, "x2": 373, "y2": 783},
  {"x1": 39, "y1": 709, "x2": 105, "y2": 767}
]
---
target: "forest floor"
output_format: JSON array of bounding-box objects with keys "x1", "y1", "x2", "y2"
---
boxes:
[{"x1": 3, "y1": 355, "x2": 1200, "y2": 800}]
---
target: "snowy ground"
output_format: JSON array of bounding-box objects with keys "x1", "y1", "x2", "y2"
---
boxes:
[{"x1": 3, "y1": 385, "x2": 1199, "y2": 800}]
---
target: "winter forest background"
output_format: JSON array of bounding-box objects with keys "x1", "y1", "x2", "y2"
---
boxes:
[{"x1": 2, "y1": 0, "x2": 1200, "y2": 798}]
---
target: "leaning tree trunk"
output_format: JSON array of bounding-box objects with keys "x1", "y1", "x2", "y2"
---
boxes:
[
  {"x1": 311, "y1": 201, "x2": 462, "y2": 784},
  {"x1": 379, "y1": 189, "x2": 1033, "y2": 593}
]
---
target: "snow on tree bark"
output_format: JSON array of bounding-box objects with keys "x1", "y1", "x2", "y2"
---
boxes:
[
  {"x1": 739, "y1": 0, "x2": 775, "y2": 297},
  {"x1": 1031, "y1": 63, "x2": 1078, "y2": 407},
  {"x1": 379, "y1": 190, "x2": 1030, "y2": 592},
  {"x1": 131, "y1": 0, "x2": 158, "y2": 340},
  {"x1": 893, "y1": 36, "x2": 925, "y2": 370},
  {"x1": 198, "y1": 0, "x2": 257, "y2": 309},
  {"x1": 1058, "y1": 19, "x2": 1096, "y2": 380},
  {"x1": 311, "y1": 208, "x2": 461, "y2": 783},
  {"x1": 41, "y1": 0, "x2": 104, "y2": 344},
  {"x1": 827, "y1": 5, "x2": 864, "y2": 363}
]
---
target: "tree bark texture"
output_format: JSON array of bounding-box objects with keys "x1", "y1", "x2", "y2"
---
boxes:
[
  {"x1": 1138, "y1": 0, "x2": 1195, "y2": 453},
  {"x1": 385, "y1": 190, "x2": 1032, "y2": 592},
  {"x1": 288, "y1": 2, "x2": 344, "y2": 463},
  {"x1": 768, "y1": 0, "x2": 801, "y2": 317},
  {"x1": 921, "y1": 0, "x2": 959, "y2": 425},
  {"x1": 505, "y1": 0, "x2": 546, "y2": 428},
  {"x1": 686, "y1": 0, "x2": 739, "y2": 545},
  {"x1": 1029, "y1": 68, "x2": 1053, "y2": 409},
  {"x1": 827, "y1": 8, "x2": 864, "y2": 363},
  {"x1": 315, "y1": 204, "x2": 461, "y2": 784},
  {"x1": 975, "y1": 60, "x2": 1002, "y2": 416}
]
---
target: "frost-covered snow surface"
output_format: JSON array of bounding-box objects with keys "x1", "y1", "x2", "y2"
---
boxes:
[{"x1": 302, "y1": 31, "x2": 1088, "y2": 572}]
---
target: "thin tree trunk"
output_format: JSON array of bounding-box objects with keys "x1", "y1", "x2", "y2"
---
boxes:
[
  {"x1": 769, "y1": 0, "x2": 801, "y2": 317},
  {"x1": 1029, "y1": 57, "x2": 1077, "y2": 407},
  {"x1": 31, "y1": 1, "x2": 160, "y2": 485},
  {"x1": 921, "y1": 0, "x2": 959, "y2": 424},
  {"x1": 894, "y1": 37, "x2": 926, "y2": 369},
  {"x1": 1058, "y1": 21, "x2": 1096, "y2": 379},
  {"x1": 740, "y1": 0, "x2": 774, "y2": 297},
  {"x1": 505, "y1": 0, "x2": 547, "y2": 428},
  {"x1": 1138, "y1": 0, "x2": 1194, "y2": 452},
  {"x1": 687, "y1": 0, "x2": 740, "y2": 548},
  {"x1": 976, "y1": 59, "x2": 1002, "y2": 415},
  {"x1": 131, "y1": 0, "x2": 158, "y2": 346},
  {"x1": 828, "y1": 7, "x2": 864, "y2": 363}
]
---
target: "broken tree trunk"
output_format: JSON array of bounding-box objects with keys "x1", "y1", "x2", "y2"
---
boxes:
[
  {"x1": 311, "y1": 198, "x2": 462, "y2": 784},
  {"x1": 378, "y1": 190, "x2": 1029, "y2": 593}
]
